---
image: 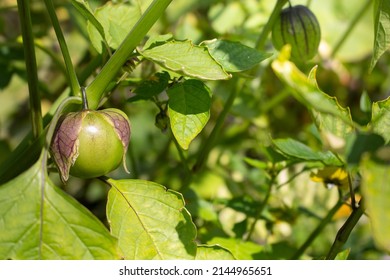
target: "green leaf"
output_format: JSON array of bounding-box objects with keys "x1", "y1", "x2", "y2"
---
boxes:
[
  {"x1": 0, "y1": 154, "x2": 119, "y2": 260},
  {"x1": 143, "y1": 33, "x2": 174, "y2": 50},
  {"x1": 273, "y1": 138, "x2": 343, "y2": 166},
  {"x1": 202, "y1": 39, "x2": 272, "y2": 72},
  {"x1": 140, "y1": 40, "x2": 231, "y2": 80},
  {"x1": 128, "y1": 71, "x2": 170, "y2": 102},
  {"x1": 370, "y1": 0, "x2": 390, "y2": 72},
  {"x1": 168, "y1": 79, "x2": 212, "y2": 150},
  {"x1": 106, "y1": 179, "x2": 197, "y2": 259},
  {"x1": 87, "y1": 2, "x2": 142, "y2": 53},
  {"x1": 371, "y1": 96, "x2": 390, "y2": 143},
  {"x1": 71, "y1": 0, "x2": 106, "y2": 44},
  {"x1": 196, "y1": 245, "x2": 235, "y2": 260},
  {"x1": 272, "y1": 48, "x2": 354, "y2": 149},
  {"x1": 207, "y1": 237, "x2": 263, "y2": 260},
  {"x1": 361, "y1": 152, "x2": 390, "y2": 253}
]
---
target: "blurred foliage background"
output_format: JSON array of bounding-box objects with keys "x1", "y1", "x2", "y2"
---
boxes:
[{"x1": 1, "y1": 0, "x2": 389, "y2": 259}]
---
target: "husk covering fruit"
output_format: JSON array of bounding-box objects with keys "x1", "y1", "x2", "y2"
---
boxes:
[{"x1": 272, "y1": 5, "x2": 321, "y2": 62}]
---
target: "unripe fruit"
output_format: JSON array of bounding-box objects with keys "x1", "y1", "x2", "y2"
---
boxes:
[
  {"x1": 272, "y1": 5, "x2": 321, "y2": 62},
  {"x1": 51, "y1": 108, "x2": 131, "y2": 183}
]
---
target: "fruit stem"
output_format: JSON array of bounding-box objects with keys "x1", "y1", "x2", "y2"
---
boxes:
[
  {"x1": 43, "y1": 0, "x2": 80, "y2": 96},
  {"x1": 81, "y1": 87, "x2": 89, "y2": 110},
  {"x1": 325, "y1": 199, "x2": 365, "y2": 259},
  {"x1": 255, "y1": 0, "x2": 288, "y2": 50},
  {"x1": 291, "y1": 199, "x2": 344, "y2": 259}
]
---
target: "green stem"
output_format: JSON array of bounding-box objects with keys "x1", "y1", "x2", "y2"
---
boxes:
[
  {"x1": 43, "y1": 0, "x2": 80, "y2": 96},
  {"x1": 245, "y1": 174, "x2": 276, "y2": 241},
  {"x1": 325, "y1": 199, "x2": 365, "y2": 260},
  {"x1": 86, "y1": 0, "x2": 173, "y2": 109},
  {"x1": 0, "y1": 51, "x2": 103, "y2": 184},
  {"x1": 291, "y1": 200, "x2": 344, "y2": 259},
  {"x1": 331, "y1": 0, "x2": 372, "y2": 58},
  {"x1": 16, "y1": 0, "x2": 43, "y2": 139},
  {"x1": 255, "y1": 0, "x2": 288, "y2": 50}
]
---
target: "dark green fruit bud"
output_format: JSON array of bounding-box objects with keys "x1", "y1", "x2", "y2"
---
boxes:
[
  {"x1": 51, "y1": 108, "x2": 131, "y2": 183},
  {"x1": 272, "y1": 5, "x2": 321, "y2": 62}
]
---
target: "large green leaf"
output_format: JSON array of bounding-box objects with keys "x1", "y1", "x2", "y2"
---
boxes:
[
  {"x1": 195, "y1": 245, "x2": 235, "y2": 260},
  {"x1": 168, "y1": 79, "x2": 212, "y2": 150},
  {"x1": 361, "y1": 152, "x2": 390, "y2": 253},
  {"x1": 106, "y1": 179, "x2": 197, "y2": 259},
  {"x1": 271, "y1": 47, "x2": 354, "y2": 149},
  {"x1": 203, "y1": 39, "x2": 272, "y2": 72},
  {"x1": 87, "y1": 2, "x2": 142, "y2": 53},
  {"x1": 0, "y1": 154, "x2": 118, "y2": 260},
  {"x1": 140, "y1": 40, "x2": 231, "y2": 80},
  {"x1": 370, "y1": 0, "x2": 390, "y2": 71},
  {"x1": 371, "y1": 97, "x2": 390, "y2": 143}
]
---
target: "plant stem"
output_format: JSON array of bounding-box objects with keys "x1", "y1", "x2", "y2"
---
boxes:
[
  {"x1": 291, "y1": 200, "x2": 344, "y2": 259},
  {"x1": 330, "y1": 0, "x2": 372, "y2": 58},
  {"x1": 245, "y1": 171, "x2": 277, "y2": 241},
  {"x1": 86, "y1": 0, "x2": 173, "y2": 109},
  {"x1": 325, "y1": 199, "x2": 365, "y2": 260},
  {"x1": 43, "y1": 0, "x2": 80, "y2": 96},
  {"x1": 16, "y1": 0, "x2": 43, "y2": 140},
  {"x1": 255, "y1": 0, "x2": 288, "y2": 50}
]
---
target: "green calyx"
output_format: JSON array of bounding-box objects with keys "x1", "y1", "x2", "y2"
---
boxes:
[
  {"x1": 50, "y1": 108, "x2": 131, "y2": 183},
  {"x1": 272, "y1": 4, "x2": 321, "y2": 62}
]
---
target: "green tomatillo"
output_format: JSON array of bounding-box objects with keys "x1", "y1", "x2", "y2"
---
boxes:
[
  {"x1": 50, "y1": 90, "x2": 131, "y2": 183},
  {"x1": 272, "y1": 4, "x2": 321, "y2": 62}
]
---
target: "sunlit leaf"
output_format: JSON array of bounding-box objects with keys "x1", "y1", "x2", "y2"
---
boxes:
[
  {"x1": 106, "y1": 179, "x2": 197, "y2": 259},
  {"x1": 203, "y1": 39, "x2": 272, "y2": 72},
  {"x1": 0, "y1": 154, "x2": 119, "y2": 260},
  {"x1": 272, "y1": 47, "x2": 354, "y2": 149},
  {"x1": 71, "y1": 0, "x2": 106, "y2": 43},
  {"x1": 140, "y1": 40, "x2": 231, "y2": 80},
  {"x1": 370, "y1": 0, "x2": 390, "y2": 71},
  {"x1": 361, "y1": 151, "x2": 390, "y2": 253},
  {"x1": 371, "y1": 97, "x2": 390, "y2": 143},
  {"x1": 168, "y1": 79, "x2": 212, "y2": 150},
  {"x1": 196, "y1": 245, "x2": 235, "y2": 260},
  {"x1": 87, "y1": 2, "x2": 142, "y2": 53}
]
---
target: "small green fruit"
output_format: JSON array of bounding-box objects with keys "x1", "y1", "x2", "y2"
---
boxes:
[
  {"x1": 51, "y1": 108, "x2": 131, "y2": 183},
  {"x1": 272, "y1": 5, "x2": 321, "y2": 62}
]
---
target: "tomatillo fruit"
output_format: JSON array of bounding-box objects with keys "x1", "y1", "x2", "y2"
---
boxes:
[
  {"x1": 51, "y1": 108, "x2": 131, "y2": 183},
  {"x1": 272, "y1": 5, "x2": 321, "y2": 62}
]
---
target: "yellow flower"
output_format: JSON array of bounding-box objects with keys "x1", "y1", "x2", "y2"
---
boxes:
[{"x1": 310, "y1": 167, "x2": 349, "y2": 189}]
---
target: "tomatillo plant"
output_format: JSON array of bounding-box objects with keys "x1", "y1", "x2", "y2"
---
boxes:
[{"x1": 50, "y1": 88, "x2": 131, "y2": 183}]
